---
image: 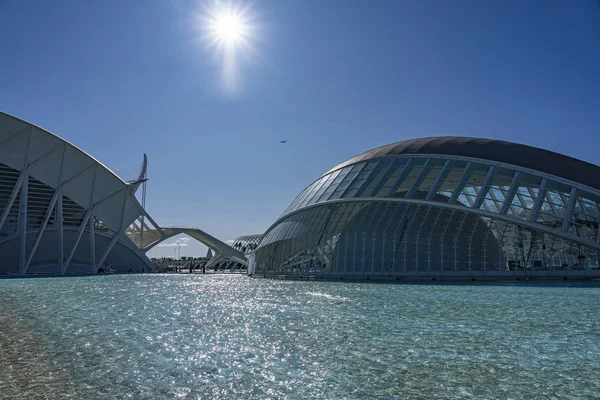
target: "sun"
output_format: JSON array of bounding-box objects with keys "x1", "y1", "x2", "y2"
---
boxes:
[
  {"x1": 213, "y1": 12, "x2": 246, "y2": 44},
  {"x1": 198, "y1": 2, "x2": 258, "y2": 95},
  {"x1": 207, "y1": 7, "x2": 249, "y2": 47}
]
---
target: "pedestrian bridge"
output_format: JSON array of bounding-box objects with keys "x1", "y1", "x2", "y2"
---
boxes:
[{"x1": 145, "y1": 226, "x2": 248, "y2": 268}]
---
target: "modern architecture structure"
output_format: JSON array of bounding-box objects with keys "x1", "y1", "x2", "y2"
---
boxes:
[
  {"x1": 231, "y1": 234, "x2": 262, "y2": 255},
  {"x1": 251, "y1": 137, "x2": 600, "y2": 280},
  {"x1": 0, "y1": 112, "x2": 246, "y2": 275},
  {"x1": 144, "y1": 226, "x2": 247, "y2": 269},
  {"x1": 207, "y1": 234, "x2": 262, "y2": 271}
]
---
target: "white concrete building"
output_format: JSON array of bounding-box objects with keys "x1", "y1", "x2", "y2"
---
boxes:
[{"x1": 0, "y1": 112, "x2": 245, "y2": 275}]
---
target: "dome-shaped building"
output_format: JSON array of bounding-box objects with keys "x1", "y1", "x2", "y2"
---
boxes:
[{"x1": 251, "y1": 137, "x2": 600, "y2": 280}]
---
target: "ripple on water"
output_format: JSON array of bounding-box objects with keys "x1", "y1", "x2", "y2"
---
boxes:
[{"x1": 1, "y1": 275, "x2": 599, "y2": 399}]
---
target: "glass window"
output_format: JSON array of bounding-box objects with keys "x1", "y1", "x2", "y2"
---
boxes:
[
  {"x1": 394, "y1": 158, "x2": 428, "y2": 196},
  {"x1": 348, "y1": 178, "x2": 366, "y2": 190},
  {"x1": 535, "y1": 180, "x2": 572, "y2": 229},
  {"x1": 434, "y1": 160, "x2": 468, "y2": 200},
  {"x1": 571, "y1": 191, "x2": 600, "y2": 241},
  {"x1": 411, "y1": 158, "x2": 448, "y2": 198},
  {"x1": 481, "y1": 168, "x2": 515, "y2": 213},
  {"x1": 358, "y1": 159, "x2": 394, "y2": 197},
  {"x1": 298, "y1": 178, "x2": 326, "y2": 209},
  {"x1": 506, "y1": 173, "x2": 542, "y2": 221},
  {"x1": 453, "y1": 163, "x2": 491, "y2": 207},
  {"x1": 313, "y1": 170, "x2": 342, "y2": 203},
  {"x1": 554, "y1": 187, "x2": 596, "y2": 238}
]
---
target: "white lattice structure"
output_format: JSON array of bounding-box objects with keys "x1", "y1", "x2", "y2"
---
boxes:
[
  {"x1": 231, "y1": 234, "x2": 262, "y2": 255},
  {"x1": 0, "y1": 112, "x2": 245, "y2": 275},
  {"x1": 253, "y1": 137, "x2": 600, "y2": 280},
  {"x1": 0, "y1": 112, "x2": 162, "y2": 274}
]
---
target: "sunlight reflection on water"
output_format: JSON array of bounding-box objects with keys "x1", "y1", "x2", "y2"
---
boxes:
[{"x1": 1, "y1": 275, "x2": 599, "y2": 399}]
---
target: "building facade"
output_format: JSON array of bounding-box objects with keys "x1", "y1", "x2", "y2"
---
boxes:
[
  {"x1": 252, "y1": 137, "x2": 600, "y2": 280},
  {"x1": 0, "y1": 112, "x2": 163, "y2": 274},
  {"x1": 0, "y1": 112, "x2": 246, "y2": 275},
  {"x1": 207, "y1": 234, "x2": 262, "y2": 271}
]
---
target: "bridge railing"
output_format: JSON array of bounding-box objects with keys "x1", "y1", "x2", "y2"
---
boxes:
[{"x1": 162, "y1": 225, "x2": 203, "y2": 230}]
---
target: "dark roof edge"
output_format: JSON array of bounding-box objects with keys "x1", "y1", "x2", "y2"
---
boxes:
[{"x1": 324, "y1": 136, "x2": 600, "y2": 192}]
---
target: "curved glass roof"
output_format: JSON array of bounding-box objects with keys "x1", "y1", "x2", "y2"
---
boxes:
[
  {"x1": 324, "y1": 137, "x2": 600, "y2": 191},
  {"x1": 277, "y1": 154, "x2": 600, "y2": 248}
]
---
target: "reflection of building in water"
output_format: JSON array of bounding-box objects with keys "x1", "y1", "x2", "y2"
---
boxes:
[{"x1": 252, "y1": 137, "x2": 600, "y2": 280}]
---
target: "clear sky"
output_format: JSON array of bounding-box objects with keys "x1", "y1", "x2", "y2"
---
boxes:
[{"x1": 1, "y1": 0, "x2": 599, "y2": 258}]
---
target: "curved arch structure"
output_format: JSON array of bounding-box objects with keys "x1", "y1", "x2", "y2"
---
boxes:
[
  {"x1": 253, "y1": 137, "x2": 600, "y2": 280},
  {"x1": 147, "y1": 227, "x2": 247, "y2": 268}
]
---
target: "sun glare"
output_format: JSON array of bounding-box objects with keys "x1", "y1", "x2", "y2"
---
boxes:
[
  {"x1": 200, "y1": 3, "x2": 256, "y2": 96},
  {"x1": 206, "y1": 6, "x2": 251, "y2": 48},
  {"x1": 213, "y1": 12, "x2": 245, "y2": 44}
]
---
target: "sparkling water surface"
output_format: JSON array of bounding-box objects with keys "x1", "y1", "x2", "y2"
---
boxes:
[{"x1": 1, "y1": 275, "x2": 599, "y2": 399}]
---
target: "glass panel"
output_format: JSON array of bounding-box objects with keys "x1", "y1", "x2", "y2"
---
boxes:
[
  {"x1": 536, "y1": 180, "x2": 572, "y2": 229},
  {"x1": 394, "y1": 158, "x2": 428, "y2": 196},
  {"x1": 570, "y1": 190, "x2": 600, "y2": 241},
  {"x1": 299, "y1": 176, "x2": 329, "y2": 208},
  {"x1": 348, "y1": 178, "x2": 366, "y2": 190},
  {"x1": 412, "y1": 158, "x2": 448, "y2": 198},
  {"x1": 506, "y1": 173, "x2": 542, "y2": 221},
  {"x1": 374, "y1": 158, "x2": 410, "y2": 197},
  {"x1": 435, "y1": 160, "x2": 468, "y2": 201},
  {"x1": 481, "y1": 167, "x2": 515, "y2": 213},
  {"x1": 363, "y1": 161, "x2": 378, "y2": 171},
  {"x1": 452, "y1": 163, "x2": 490, "y2": 207},
  {"x1": 359, "y1": 159, "x2": 393, "y2": 197},
  {"x1": 291, "y1": 181, "x2": 318, "y2": 212},
  {"x1": 312, "y1": 169, "x2": 341, "y2": 203},
  {"x1": 341, "y1": 162, "x2": 365, "y2": 183}
]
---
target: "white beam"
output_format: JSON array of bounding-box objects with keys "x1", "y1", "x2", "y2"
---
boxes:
[
  {"x1": 0, "y1": 169, "x2": 27, "y2": 231},
  {"x1": 23, "y1": 145, "x2": 67, "y2": 274},
  {"x1": 425, "y1": 159, "x2": 450, "y2": 201},
  {"x1": 23, "y1": 190, "x2": 60, "y2": 273},
  {"x1": 448, "y1": 162, "x2": 472, "y2": 204},
  {"x1": 529, "y1": 178, "x2": 547, "y2": 222},
  {"x1": 18, "y1": 170, "x2": 28, "y2": 274},
  {"x1": 472, "y1": 166, "x2": 495, "y2": 210},
  {"x1": 500, "y1": 171, "x2": 521, "y2": 215},
  {"x1": 562, "y1": 186, "x2": 578, "y2": 233},
  {"x1": 95, "y1": 189, "x2": 128, "y2": 269},
  {"x1": 90, "y1": 209, "x2": 95, "y2": 273},
  {"x1": 0, "y1": 129, "x2": 31, "y2": 238},
  {"x1": 62, "y1": 208, "x2": 92, "y2": 274},
  {"x1": 405, "y1": 158, "x2": 431, "y2": 199},
  {"x1": 88, "y1": 166, "x2": 98, "y2": 272},
  {"x1": 57, "y1": 189, "x2": 63, "y2": 274}
]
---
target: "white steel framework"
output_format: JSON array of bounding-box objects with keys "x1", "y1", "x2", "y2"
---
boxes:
[
  {"x1": 0, "y1": 112, "x2": 244, "y2": 275},
  {"x1": 253, "y1": 138, "x2": 600, "y2": 279},
  {"x1": 0, "y1": 112, "x2": 159, "y2": 274}
]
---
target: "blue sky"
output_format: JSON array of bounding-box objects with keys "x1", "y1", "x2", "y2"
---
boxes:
[{"x1": 1, "y1": 0, "x2": 599, "y2": 257}]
